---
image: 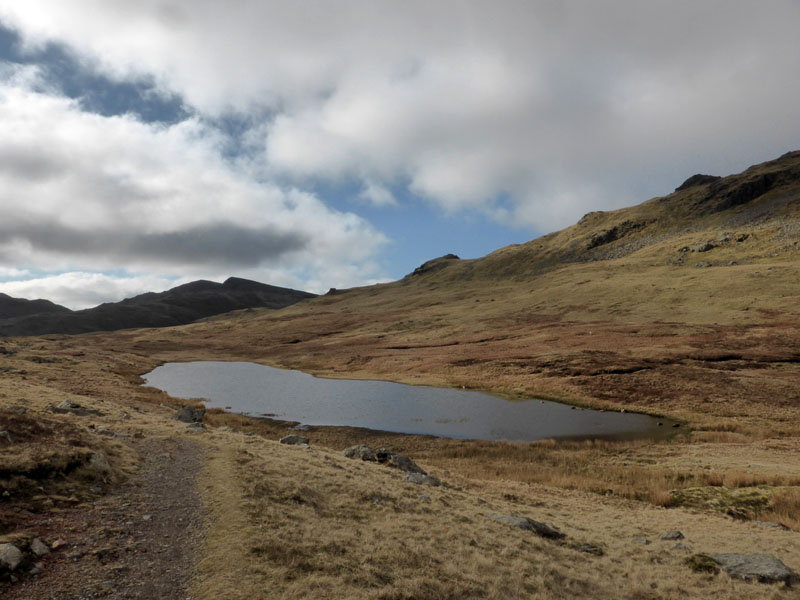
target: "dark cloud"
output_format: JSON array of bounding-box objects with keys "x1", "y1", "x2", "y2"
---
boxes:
[{"x1": 0, "y1": 220, "x2": 309, "y2": 268}]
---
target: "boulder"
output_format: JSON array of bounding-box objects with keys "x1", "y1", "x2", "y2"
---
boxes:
[
  {"x1": 0, "y1": 543, "x2": 23, "y2": 571},
  {"x1": 573, "y1": 544, "x2": 604, "y2": 556},
  {"x1": 49, "y1": 399, "x2": 102, "y2": 416},
  {"x1": 710, "y1": 553, "x2": 797, "y2": 585},
  {"x1": 279, "y1": 434, "x2": 309, "y2": 446},
  {"x1": 691, "y1": 242, "x2": 716, "y2": 253},
  {"x1": 343, "y1": 445, "x2": 377, "y2": 462},
  {"x1": 174, "y1": 406, "x2": 205, "y2": 423},
  {"x1": 375, "y1": 448, "x2": 425, "y2": 474},
  {"x1": 659, "y1": 530, "x2": 684, "y2": 541},
  {"x1": 405, "y1": 472, "x2": 441, "y2": 486},
  {"x1": 487, "y1": 513, "x2": 565, "y2": 540}
]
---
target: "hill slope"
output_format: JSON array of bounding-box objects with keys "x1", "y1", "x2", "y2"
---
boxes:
[
  {"x1": 118, "y1": 150, "x2": 800, "y2": 433},
  {"x1": 0, "y1": 277, "x2": 315, "y2": 336},
  {"x1": 0, "y1": 293, "x2": 71, "y2": 319}
]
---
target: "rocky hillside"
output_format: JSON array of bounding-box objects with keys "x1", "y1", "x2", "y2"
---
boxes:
[
  {"x1": 0, "y1": 277, "x2": 315, "y2": 337},
  {"x1": 405, "y1": 150, "x2": 800, "y2": 282},
  {"x1": 0, "y1": 294, "x2": 71, "y2": 319}
]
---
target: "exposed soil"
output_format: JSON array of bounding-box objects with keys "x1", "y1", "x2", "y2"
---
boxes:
[{"x1": 3, "y1": 437, "x2": 204, "y2": 600}]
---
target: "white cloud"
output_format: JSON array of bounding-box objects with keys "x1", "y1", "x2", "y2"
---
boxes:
[
  {"x1": 0, "y1": 272, "x2": 178, "y2": 310},
  {"x1": 359, "y1": 180, "x2": 397, "y2": 207},
  {"x1": 4, "y1": 1, "x2": 799, "y2": 232},
  {"x1": 0, "y1": 69, "x2": 388, "y2": 306}
]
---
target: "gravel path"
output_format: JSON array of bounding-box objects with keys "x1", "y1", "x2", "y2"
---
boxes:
[{"x1": 5, "y1": 437, "x2": 205, "y2": 600}]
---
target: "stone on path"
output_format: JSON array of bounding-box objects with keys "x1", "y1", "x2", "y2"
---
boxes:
[
  {"x1": 31, "y1": 538, "x2": 50, "y2": 557},
  {"x1": 0, "y1": 543, "x2": 23, "y2": 571},
  {"x1": 487, "y1": 513, "x2": 565, "y2": 540}
]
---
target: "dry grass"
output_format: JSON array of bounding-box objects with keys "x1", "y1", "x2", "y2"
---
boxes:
[
  {"x1": 192, "y1": 432, "x2": 800, "y2": 600},
  {"x1": 763, "y1": 488, "x2": 800, "y2": 530}
]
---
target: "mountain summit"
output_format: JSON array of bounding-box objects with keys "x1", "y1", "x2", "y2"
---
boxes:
[{"x1": 0, "y1": 277, "x2": 315, "y2": 337}]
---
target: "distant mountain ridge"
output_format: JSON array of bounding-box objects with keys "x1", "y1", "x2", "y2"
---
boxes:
[
  {"x1": 0, "y1": 293, "x2": 72, "y2": 319},
  {"x1": 0, "y1": 277, "x2": 316, "y2": 337}
]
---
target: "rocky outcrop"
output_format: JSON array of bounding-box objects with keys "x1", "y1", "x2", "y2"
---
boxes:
[
  {"x1": 409, "y1": 254, "x2": 460, "y2": 277},
  {"x1": 279, "y1": 434, "x2": 309, "y2": 446},
  {"x1": 675, "y1": 174, "x2": 721, "y2": 192},
  {"x1": 174, "y1": 406, "x2": 205, "y2": 423},
  {"x1": 374, "y1": 448, "x2": 426, "y2": 474},
  {"x1": 487, "y1": 513, "x2": 565, "y2": 540},
  {"x1": 405, "y1": 472, "x2": 441, "y2": 486},
  {"x1": 343, "y1": 445, "x2": 377, "y2": 461},
  {"x1": 49, "y1": 399, "x2": 102, "y2": 417},
  {"x1": 709, "y1": 553, "x2": 797, "y2": 585}
]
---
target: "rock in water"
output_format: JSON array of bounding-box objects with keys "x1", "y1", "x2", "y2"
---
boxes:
[
  {"x1": 710, "y1": 553, "x2": 797, "y2": 585},
  {"x1": 487, "y1": 513, "x2": 565, "y2": 540}
]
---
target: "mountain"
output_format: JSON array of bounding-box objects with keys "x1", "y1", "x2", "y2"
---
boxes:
[
  {"x1": 0, "y1": 277, "x2": 315, "y2": 337},
  {"x1": 0, "y1": 293, "x2": 71, "y2": 319}
]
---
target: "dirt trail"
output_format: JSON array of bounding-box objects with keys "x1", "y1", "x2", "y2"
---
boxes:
[{"x1": 5, "y1": 437, "x2": 204, "y2": 600}]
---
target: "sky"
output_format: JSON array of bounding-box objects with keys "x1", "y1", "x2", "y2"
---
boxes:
[{"x1": 0, "y1": 2, "x2": 799, "y2": 309}]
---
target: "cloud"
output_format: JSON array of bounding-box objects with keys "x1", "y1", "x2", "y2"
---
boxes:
[
  {"x1": 0, "y1": 272, "x2": 178, "y2": 310},
  {"x1": 3, "y1": 1, "x2": 800, "y2": 233},
  {"x1": 0, "y1": 66, "x2": 388, "y2": 305}
]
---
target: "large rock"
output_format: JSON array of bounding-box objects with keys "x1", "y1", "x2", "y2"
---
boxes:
[
  {"x1": 374, "y1": 448, "x2": 425, "y2": 474},
  {"x1": 487, "y1": 513, "x2": 565, "y2": 540},
  {"x1": 0, "y1": 543, "x2": 23, "y2": 571},
  {"x1": 49, "y1": 399, "x2": 102, "y2": 416},
  {"x1": 710, "y1": 553, "x2": 797, "y2": 585},
  {"x1": 343, "y1": 445, "x2": 377, "y2": 461},
  {"x1": 659, "y1": 530, "x2": 684, "y2": 541},
  {"x1": 279, "y1": 434, "x2": 309, "y2": 446},
  {"x1": 174, "y1": 406, "x2": 205, "y2": 423},
  {"x1": 405, "y1": 472, "x2": 441, "y2": 486}
]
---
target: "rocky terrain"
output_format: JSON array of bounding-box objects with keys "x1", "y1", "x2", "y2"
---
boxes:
[{"x1": 1, "y1": 151, "x2": 800, "y2": 598}]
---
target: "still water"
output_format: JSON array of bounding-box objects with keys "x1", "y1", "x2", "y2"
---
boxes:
[{"x1": 143, "y1": 361, "x2": 673, "y2": 442}]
